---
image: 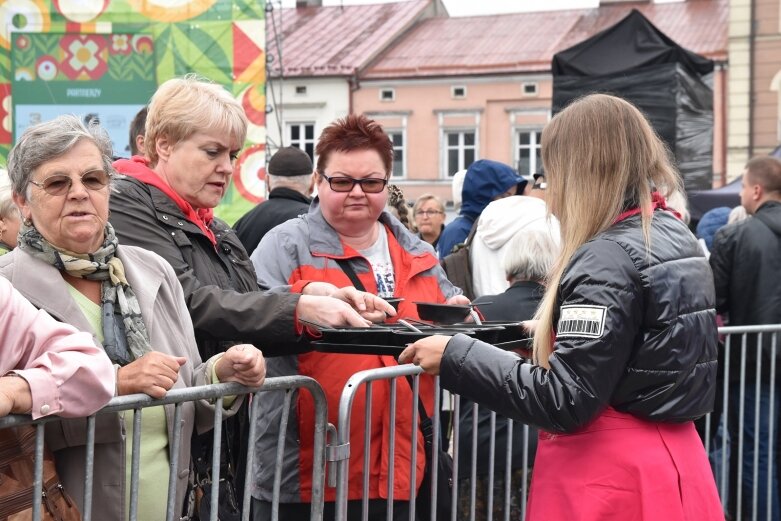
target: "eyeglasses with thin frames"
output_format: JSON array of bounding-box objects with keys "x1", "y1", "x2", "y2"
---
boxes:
[
  {"x1": 319, "y1": 172, "x2": 388, "y2": 194},
  {"x1": 415, "y1": 210, "x2": 444, "y2": 217},
  {"x1": 29, "y1": 169, "x2": 112, "y2": 196}
]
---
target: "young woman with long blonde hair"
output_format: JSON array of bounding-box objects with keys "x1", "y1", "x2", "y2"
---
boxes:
[{"x1": 400, "y1": 94, "x2": 723, "y2": 520}]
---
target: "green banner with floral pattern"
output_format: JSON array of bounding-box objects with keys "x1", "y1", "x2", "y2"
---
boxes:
[{"x1": 1, "y1": 0, "x2": 266, "y2": 224}]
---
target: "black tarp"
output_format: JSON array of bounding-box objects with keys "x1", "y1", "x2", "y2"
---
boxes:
[
  {"x1": 688, "y1": 175, "x2": 741, "y2": 222},
  {"x1": 552, "y1": 10, "x2": 714, "y2": 191}
]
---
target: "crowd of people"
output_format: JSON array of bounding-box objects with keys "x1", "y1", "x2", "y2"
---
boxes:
[{"x1": 2, "y1": 73, "x2": 779, "y2": 521}]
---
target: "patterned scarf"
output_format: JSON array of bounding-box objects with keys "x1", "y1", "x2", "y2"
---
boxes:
[{"x1": 17, "y1": 222, "x2": 151, "y2": 366}]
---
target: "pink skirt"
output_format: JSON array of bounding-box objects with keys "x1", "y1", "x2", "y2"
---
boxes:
[{"x1": 526, "y1": 408, "x2": 723, "y2": 521}]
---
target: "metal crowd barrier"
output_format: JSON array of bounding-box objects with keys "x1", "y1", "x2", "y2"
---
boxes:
[
  {"x1": 7, "y1": 325, "x2": 781, "y2": 521},
  {"x1": 705, "y1": 324, "x2": 781, "y2": 521},
  {"x1": 0, "y1": 376, "x2": 328, "y2": 521},
  {"x1": 331, "y1": 325, "x2": 781, "y2": 521}
]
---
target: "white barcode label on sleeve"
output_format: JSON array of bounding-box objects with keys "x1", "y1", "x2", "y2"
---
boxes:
[{"x1": 556, "y1": 305, "x2": 607, "y2": 338}]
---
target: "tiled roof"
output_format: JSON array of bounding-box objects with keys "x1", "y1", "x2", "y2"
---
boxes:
[
  {"x1": 266, "y1": 0, "x2": 434, "y2": 77},
  {"x1": 362, "y1": 0, "x2": 727, "y2": 79}
]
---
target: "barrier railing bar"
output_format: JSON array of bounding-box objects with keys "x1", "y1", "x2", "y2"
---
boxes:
[
  {"x1": 408, "y1": 375, "x2": 420, "y2": 521},
  {"x1": 431, "y1": 376, "x2": 443, "y2": 521},
  {"x1": 721, "y1": 334, "x2": 731, "y2": 504},
  {"x1": 769, "y1": 334, "x2": 778, "y2": 521},
  {"x1": 362, "y1": 382, "x2": 373, "y2": 520},
  {"x1": 129, "y1": 407, "x2": 143, "y2": 521},
  {"x1": 83, "y1": 415, "x2": 96, "y2": 521},
  {"x1": 242, "y1": 393, "x2": 260, "y2": 521},
  {"x1": 271, "y1": 390, "x2": 293, "y2": 521},
  {"x1": 32, "y1": 423, "x2": 44, "y2": 521},
  {"x1": 208, "y1": 398, "x2": 224, "y2": 521},
  {"x1": 165, "y1": 402, "x2": 184, "y2": 521},
  {"x1": 752, "y1": 335, "x2": 763, "y2": 521},
  {"x1": 386, "y1": 378, "x2": 398, "y2": 521},
  {"x1": 487, "y1": 410, "x2": 496, "y2": 521},
  {"x1": 503, "y1": 420, "x2": 513, "y2": 521}
]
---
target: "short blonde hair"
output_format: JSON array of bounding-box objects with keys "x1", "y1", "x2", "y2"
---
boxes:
[
  {"x1": 413, "y1": 193, "x2": 445, "y2": 215},
  {"x1": 145, "y1": 74, "x2": 248, "y2": 164}
]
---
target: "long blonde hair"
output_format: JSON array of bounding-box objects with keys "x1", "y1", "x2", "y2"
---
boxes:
[{"x1": 533, "y1": 94, "x2": 682, "y2": 368}]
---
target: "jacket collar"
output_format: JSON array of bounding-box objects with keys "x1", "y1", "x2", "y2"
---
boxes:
[
  {"x1": 305, "y1": 197, "x2": 434, "y2": 259},
  {"x1": 269, "y1": 187, "x2": 311, "y2": 204},
  {"x1": 123, "y1": 176, "x2": 230, "y2": 238},
  {"x1": 5, "y1": 247, "x2": 163, "y2": 339}
]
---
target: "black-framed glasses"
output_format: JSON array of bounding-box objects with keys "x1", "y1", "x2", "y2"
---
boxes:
[
  {"x1": 319, "y1": 172, "x2": 388, "y2": 194},
  {"x1": 415, "y1": 210, "x2": 444, "y2": 217},
  {"x1": 29, "y1": 169, "x2": 111, "y2": 196}
]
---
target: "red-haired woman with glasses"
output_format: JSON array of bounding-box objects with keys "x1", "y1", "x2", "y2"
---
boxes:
[{"x1": 250, "y1": 114, "x2": 467, "y2": 520}]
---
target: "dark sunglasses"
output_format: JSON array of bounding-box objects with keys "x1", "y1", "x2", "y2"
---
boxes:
[
  {"x1": 29, "y1": 169, "x2": 111, "y2": 196},
  {"x1": 319, "y1": 172, "x2": 388, "y2": 194}
]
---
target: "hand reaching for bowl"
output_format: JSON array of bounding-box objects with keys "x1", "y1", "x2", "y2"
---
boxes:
[{"x1": 299, "y1": 282, "x2": 397, "y2": 325}]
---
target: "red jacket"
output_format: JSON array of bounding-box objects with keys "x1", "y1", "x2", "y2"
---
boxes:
[{"x1": 250, "y1": 200, "x2": 461, "y2": 503}]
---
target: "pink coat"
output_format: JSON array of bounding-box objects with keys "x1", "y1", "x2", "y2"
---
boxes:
[{"x1": 0, "y1": 276, "x2": 114, "y2": 419}]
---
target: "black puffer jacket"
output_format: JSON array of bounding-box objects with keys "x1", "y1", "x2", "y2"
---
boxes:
[
  {"x1": 710, "y1": 201, "x2": 781, "y2": 326},
  {"x1": 440, "y1": 210, "x2": 718, "y2": 433},
  {"x1": 109, "y1": 175, "x2": 306, "y2": 360}
]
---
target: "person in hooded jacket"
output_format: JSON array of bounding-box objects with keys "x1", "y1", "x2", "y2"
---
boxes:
[
  {"x1": 400, "y1": 94, "x2": 722, "y2": 521},
  {"x1": 436, "y1": 160, "x2": 527, "y2": 258},
  {"x1": 469, "y1": 195, "x2": 559, "y2": 298}
]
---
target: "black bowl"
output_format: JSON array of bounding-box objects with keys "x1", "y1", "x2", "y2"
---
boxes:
[
  {"x1": 414, "y1": 302, "x2": 472, "y2": 324},
  {"x1": 383, "y1": 297, "x2": 404, "y2": 311}
]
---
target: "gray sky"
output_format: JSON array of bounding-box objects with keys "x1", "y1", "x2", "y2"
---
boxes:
[{"x1": 279, "y1": 0, "x2": 600, "y2": 16}]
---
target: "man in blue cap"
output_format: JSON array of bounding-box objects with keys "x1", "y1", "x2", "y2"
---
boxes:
[{"x1": 437, "y1": 159, "x2": 528, "y2": 258}]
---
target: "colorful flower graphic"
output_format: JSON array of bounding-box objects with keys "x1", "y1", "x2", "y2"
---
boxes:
[
  {"x1": 111, "y1": 34, "x2": 130, "y2": 55},
  {"x1": 14, "y1": 68, "x2": 34, "y2": 81},
  {"x1": 0, "y1": 0, "x2": 50, "y2": 50},
  {"x1": 36, "y1": 55, "x2": 58, "y2": 81},
  {"x1": 0, "y1": 85, "x2": 11, "y2": 144},
  {"x1": 15, "y1": 35, "x2": 30, "y2": 50},
  {"x1": 131, "y1": 34, "x2": 154, "y2": 55},
  {"x1": 59, "y1": 35, "x2": 108, "y2": 80}
]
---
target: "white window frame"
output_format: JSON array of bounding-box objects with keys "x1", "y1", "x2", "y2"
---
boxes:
[
  {"x1": 287, "y1": 121, "x2": 316, "y2": 160},
  {"x1": 514, "y1": 127, "x2": 543, "y2": 176},
  {"x1": 443, "y1": 129, "x2": 478, "y2": 178},
  {"x1": 437, "y1": 110, "x2": 481, "y2": 178},
  {"x1": 451, "y1": 85, "x2": 467, "y2": 99},
  {"x1": 385, "y1": 129, "x2": 406, "y2": 179},
  {"x1": 379, "y1": 88, "x2": 395, "y2": 102},
  {"x1": 522, "y1": 82, "x2": 539, "y2": 96}
]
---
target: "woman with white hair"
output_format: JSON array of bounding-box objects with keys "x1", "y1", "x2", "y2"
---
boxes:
[
  {"x1": 0, "y1": 169, "x2": 21, "y2": 255},
  {"x1": 459, "y1": 227, "x2": 559, "y2": 520}
]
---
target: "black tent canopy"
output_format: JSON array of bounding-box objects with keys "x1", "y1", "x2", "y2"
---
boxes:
[
  {"x1": 552, "y1": 10, "x2": 715, "y2": 191},
  {"x1": 688, "y1": 176, "x2": 741, "y2": 222}
]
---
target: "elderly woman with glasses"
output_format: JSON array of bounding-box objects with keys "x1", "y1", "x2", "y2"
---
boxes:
[
  {"x1": 250, "y1": 114, "x2": 467, "y2": 520},
  {"x1": 0, "y1": 114, "x2": 266, "y2": 521},
  {"x1": 413, "y1": 194, "x2": 446, "y2": 250}
]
